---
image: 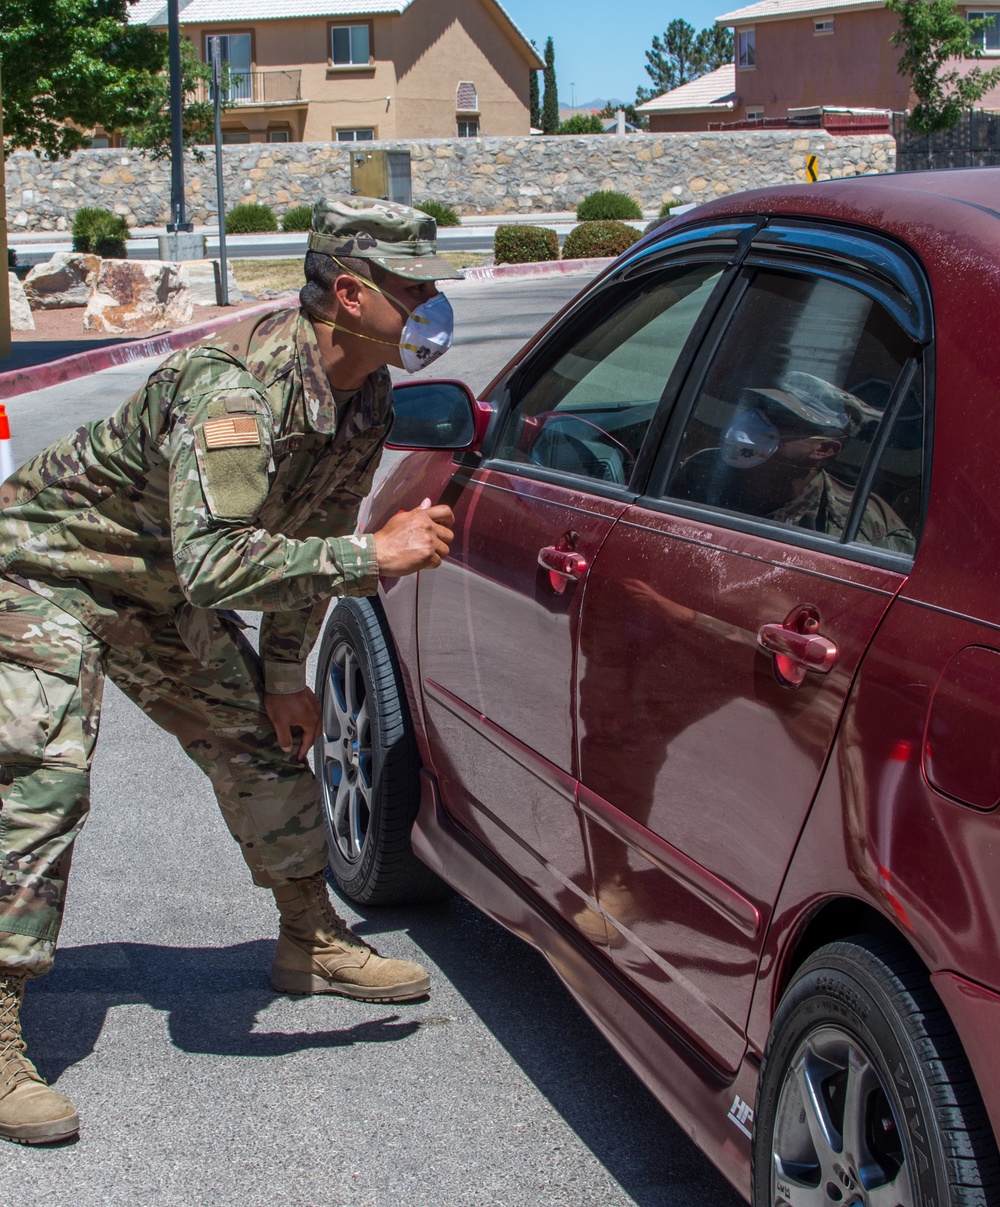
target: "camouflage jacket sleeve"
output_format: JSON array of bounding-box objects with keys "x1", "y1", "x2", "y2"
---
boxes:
[{"x1": 165, "y1": 368, "x2": 380, "y2": 656}]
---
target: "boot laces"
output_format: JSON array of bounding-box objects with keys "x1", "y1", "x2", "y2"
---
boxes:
[
  {"x1": 309, "y1": 876, "x2": 381, "y2": 956},
  {"x1": 0, "y1": 974, "x2": 43, "y2": 1090}
]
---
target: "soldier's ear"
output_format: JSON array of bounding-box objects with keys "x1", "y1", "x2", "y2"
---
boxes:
[{"x1": 332, "y1": 273, "x2": 364, "y2": 316}]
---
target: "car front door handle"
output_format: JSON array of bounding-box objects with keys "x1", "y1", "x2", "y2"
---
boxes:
[
  {"x1": 538, "y1": 546, "x2": 588, "y2": 594},
  {"x1": 757, "y1": 618, "x2": 838, "y2": 687}
]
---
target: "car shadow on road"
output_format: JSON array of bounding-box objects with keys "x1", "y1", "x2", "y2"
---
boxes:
[
  {"x1": 349, "y1": 895, "x2": 746, "y2": 1207},
  {"x1": 19, "y1": 938, "x2": 422, "y2": 1081}
]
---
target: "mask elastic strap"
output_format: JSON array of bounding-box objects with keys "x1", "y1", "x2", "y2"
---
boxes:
[{"x1": 308, "y1": 312, "x2": 399, "y2": 350}]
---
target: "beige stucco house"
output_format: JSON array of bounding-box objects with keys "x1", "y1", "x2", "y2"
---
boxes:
[
  {"x1": 638, "y1": 0, "x2": 1000, "y2": 131},
  {"x1": 124, "y1": 0, "x2": 543, "y2": 144}
]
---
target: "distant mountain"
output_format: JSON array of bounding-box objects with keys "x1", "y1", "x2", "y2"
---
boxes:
[{"x1": 559, "y1": 97, "x2": 627, "y2": 111}]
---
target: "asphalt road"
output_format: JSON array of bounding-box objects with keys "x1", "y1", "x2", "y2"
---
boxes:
[{"x1": 2, "y1": 275, "x2": 745, "y2": 1207}]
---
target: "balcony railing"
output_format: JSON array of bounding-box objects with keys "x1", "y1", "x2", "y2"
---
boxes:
[{"x1": 204, "y1": 70, "x2": 302, "y2": 105}]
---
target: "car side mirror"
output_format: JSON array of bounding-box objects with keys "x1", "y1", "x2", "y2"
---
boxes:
[{"x1": 387, "y1": 379, "x2": 492, "y2": 452}]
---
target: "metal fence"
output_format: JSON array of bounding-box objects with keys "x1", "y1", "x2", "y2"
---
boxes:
[{"x1": 892, "y1": 111, "x2": 1000, "y2": 170}]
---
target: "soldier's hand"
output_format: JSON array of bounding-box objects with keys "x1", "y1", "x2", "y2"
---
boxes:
[
  {"x1": 265, "y1": 687, "x2": 322, "y2": 761},
  {"x1": 372, "y1": 497, "x2": 455, "y2": 576}
]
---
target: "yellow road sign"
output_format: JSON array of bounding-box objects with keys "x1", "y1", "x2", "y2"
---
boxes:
[{"x1": 806, "y1": 154, "x2": 819, "y2": 182}]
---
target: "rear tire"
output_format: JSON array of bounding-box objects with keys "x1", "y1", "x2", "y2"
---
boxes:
[
  {"x1": 313, "y1": 596, "x2": 448, "y2": 905},
  {"x1": 752, "y1": 934, "x2": 1000, "y2": 1206}
]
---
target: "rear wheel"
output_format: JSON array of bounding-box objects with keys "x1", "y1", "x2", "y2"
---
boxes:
[
  {"x1": 314, "y1": 596, "x2": 447, "y2": 905},
  {"x1": 752, "y1": 935, "x2": 999, "y2": 1206}
]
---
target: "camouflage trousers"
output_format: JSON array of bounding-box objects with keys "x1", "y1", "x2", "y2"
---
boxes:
[{"x1": 0, "y1": 579, "x2": 328, "y2": 977}]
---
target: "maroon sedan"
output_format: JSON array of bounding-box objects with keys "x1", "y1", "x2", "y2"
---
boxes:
[{"x1": 315, "y1": 168, "x2": 1000, "y2": 1205}]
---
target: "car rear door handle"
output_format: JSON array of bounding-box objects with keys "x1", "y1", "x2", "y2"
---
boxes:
[
  {"x1": 757, "y1": 619, "x2": 838, "y2": 687},
  {"x1": 538, "y1": 546, "x2": 588, "y2": 594}
]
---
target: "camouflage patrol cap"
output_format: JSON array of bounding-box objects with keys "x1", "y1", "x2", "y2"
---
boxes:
[
  {"x1": 746, "y1": 372, "x2": 878, "y2": 439},
  {"x1": 308, "y1": 195, "x2": 464, "y2": 281}
]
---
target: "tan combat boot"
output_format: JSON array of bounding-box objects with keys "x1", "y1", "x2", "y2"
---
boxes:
[
  {"x1": 270, "y1": 873, "x2": 430, "y2": 1002},
  {"x1": 0, "y1": 971, "x2": 79, "y2": 1145}
]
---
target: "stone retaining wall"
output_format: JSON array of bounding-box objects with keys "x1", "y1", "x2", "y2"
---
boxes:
[{"x1": 6, "y1": 131, "x2": 895, "y2": 232}]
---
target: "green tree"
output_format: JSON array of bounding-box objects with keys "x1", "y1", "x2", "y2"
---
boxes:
[
  {"x1": 1, "y1": 0, "x2": 225, "y2": 159},
  {"x1": 888, "y1": 0, "x2": 1000, "y2": 132},
  {"x1": 542, "y1": 36, "x2": 559, "y2": 134},
  {"x1": 636, "y1": 19, "x2": 699, "y2": 102},
  {"x1": 559, "y1": 112, "x2": 605, "y2": 134},
  {"x1": 694, "y1": 25, "x2": 735, "y2": 73},
  {"x1": 529, "y1": 40, "x2": 541, "y2": 128},
  {"x1": 635, "y1": 20, "x2": 734, "y2": 103},
  {"x1": 119, "y1": 37, "x2": 225, "y2": 159}
]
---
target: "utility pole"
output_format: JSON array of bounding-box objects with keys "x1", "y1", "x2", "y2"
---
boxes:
[
  {"x1": 166, "y1": 0, "x2": 192, "y2": 234},
  {"x1": 211, "y1": 39, "x2": 230, "y2": 305}
]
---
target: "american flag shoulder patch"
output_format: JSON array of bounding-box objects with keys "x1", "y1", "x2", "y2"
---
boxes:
[{"x1": 203, "y1": 416, "x2": 261, "y2": 449}]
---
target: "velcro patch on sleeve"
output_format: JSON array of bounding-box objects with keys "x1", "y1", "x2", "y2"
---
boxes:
[{"x1": 203, "y1": 416, "x2": 261, "y2": 448}]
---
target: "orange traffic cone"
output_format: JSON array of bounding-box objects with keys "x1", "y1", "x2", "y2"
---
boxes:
[{"x1": 0, "y1": 405, "x2": 12, "y2": 483}]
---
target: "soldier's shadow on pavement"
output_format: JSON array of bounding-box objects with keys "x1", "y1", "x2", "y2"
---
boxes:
[{"x1": 19, "y1": 939, "x2": 421, "y2": 1083}]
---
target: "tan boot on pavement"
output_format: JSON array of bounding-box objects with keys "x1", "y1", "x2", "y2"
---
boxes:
[
  {"x1": 0, "y1": 971, "x2": 79, "y2": 1145},
  {"x1": 270, "y1": 873, "x2": 430, "y2": 1002}
]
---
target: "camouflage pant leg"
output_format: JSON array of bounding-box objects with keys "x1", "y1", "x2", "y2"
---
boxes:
[
  {"x1": 0, "y1": 581, "x2": 105, "y2": 976},
  {"x1": 105, "y1": 613, "x2": 328, "y2": 887}
]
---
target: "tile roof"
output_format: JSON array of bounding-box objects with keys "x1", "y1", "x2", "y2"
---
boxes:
[
  {"x1": 636, "y1": 65, "x2": 738, "y2": 113},
  {"x1": 716, "y1": 0, "x2": 885, "y2": 24},
  {"x1": 129, "y1": 0, "x2": 542, "y2": 64}
]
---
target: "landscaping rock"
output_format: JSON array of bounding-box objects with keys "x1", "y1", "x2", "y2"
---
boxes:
[
  {"x1": 83, "y1": 259, "x2": 193, "y2": 334},
  {"x1": 24, "y1": 252, "x2": 101, "y2": 309},
  {"x1": 183, "y1": 259, "x2": 244, "y2": 306},
  {"x1": 7, "y1": 273, "x2": 35, "y2": 330}
]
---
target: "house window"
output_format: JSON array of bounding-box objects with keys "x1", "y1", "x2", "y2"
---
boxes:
[
  {"x1": 814, "y1": 17, "x2": 835, "y2": 33},
  {"x1": 737, "y1": 28, "x2": 756, "y2": 68},
  {"x1": 336, "y1": 128, "x2": 376, "y2": 141},
  {"x1": 746, "y1": 106, "x2": 764, "y2": 122},
  {"x1": 222, "y1": 130, "x2": 251, "y2": 144},
  {"x1": 968, "y1": 10, "x2": 1000, "y2": 51},
  {"x1": 458, "y1": 119, "x2": 479, "y2": 137},
  {"x1": 206, "y1": 34, "x2": 252, "y2": 102},
  {"x1": 268, "y1": 130, "x2": 290, "y2": 143},
  {"x1": 330, "y1": 23, "x2": 371, "y2": 65},
  {"x1": 456, "y1": 81, "x2": 479, "y2": 112}
]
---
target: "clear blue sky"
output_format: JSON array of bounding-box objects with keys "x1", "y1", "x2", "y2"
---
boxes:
[{"x1": 501, "y1": 0, "x2": 728, "y2": 107}]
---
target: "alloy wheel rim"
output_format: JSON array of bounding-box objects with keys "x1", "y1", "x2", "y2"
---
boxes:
[
  {"x1": 319, "y1": 640, "x2": 373, "y2": 865},
  {"x1": 770, "y1": 1024, "x2": 914, "y2": 1207}
]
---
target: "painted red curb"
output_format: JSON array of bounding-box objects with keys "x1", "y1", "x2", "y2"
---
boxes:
[{"x1": 0, "y1": 296, "x2": 296, "y2": 402}]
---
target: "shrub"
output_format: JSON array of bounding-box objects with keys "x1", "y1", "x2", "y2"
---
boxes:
[
  {"x1": 576, "y1": 190, "x2": 643, "y2": 221},
  {"x1": 416, "y1": 199, "x2": 461, "y2": 227},
  {"x1": 225, "y1": 203, "x2": 278, "y2": 234},
  {"x1": 72, "y1": 207, "x2": 129, "y2": 258},
  {"x1": 280, "y1": 205, "x2": 313, "y2": 232},
  {"x1": 659, "y1": 201, "x2": 679, "y2": 217},
  {"x1": 559, "y1": 113, "x2": 605, "y2": 135},
  {"x1": 562, "y1": 220, "x2": 641, "y2": 261},
  {"x1": 493, "y1": 225, "x2": 559, "y2": 265},
  {"x1": 7, "y1": 248, "x2": 16, "y2": 269}
]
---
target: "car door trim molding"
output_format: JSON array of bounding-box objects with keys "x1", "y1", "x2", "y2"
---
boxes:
[
  {"x1": 577, "y1": 785, "x2": 762, "y2": 939},
  {"x1": 423, "y1": 676, "x2": 577, "y2": 804}
]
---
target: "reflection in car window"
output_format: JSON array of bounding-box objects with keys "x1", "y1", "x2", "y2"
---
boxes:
[
  {"x1": 495, "y1": 264, "x2": 723, "y2": 487},
  {"x1": 666, "y1": 269, "x2": 922, "y2": 555}
]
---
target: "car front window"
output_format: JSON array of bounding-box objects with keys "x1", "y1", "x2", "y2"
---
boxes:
[{"x1": 494, "y1": 263, "x2": 724, "y2": 488}]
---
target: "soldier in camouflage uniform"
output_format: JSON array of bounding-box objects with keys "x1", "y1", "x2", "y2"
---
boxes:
[{"x1": 0, "y1": 196, "x2": 463, "y2": 1144}]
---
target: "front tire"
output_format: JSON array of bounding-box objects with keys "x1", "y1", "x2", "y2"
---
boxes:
[
  {"x1": 752, "y1": 935, "x2": 999, "y2": 1206},
  {"x1": 314, "y1": 596, "x2": 447, "y2": 905}
]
